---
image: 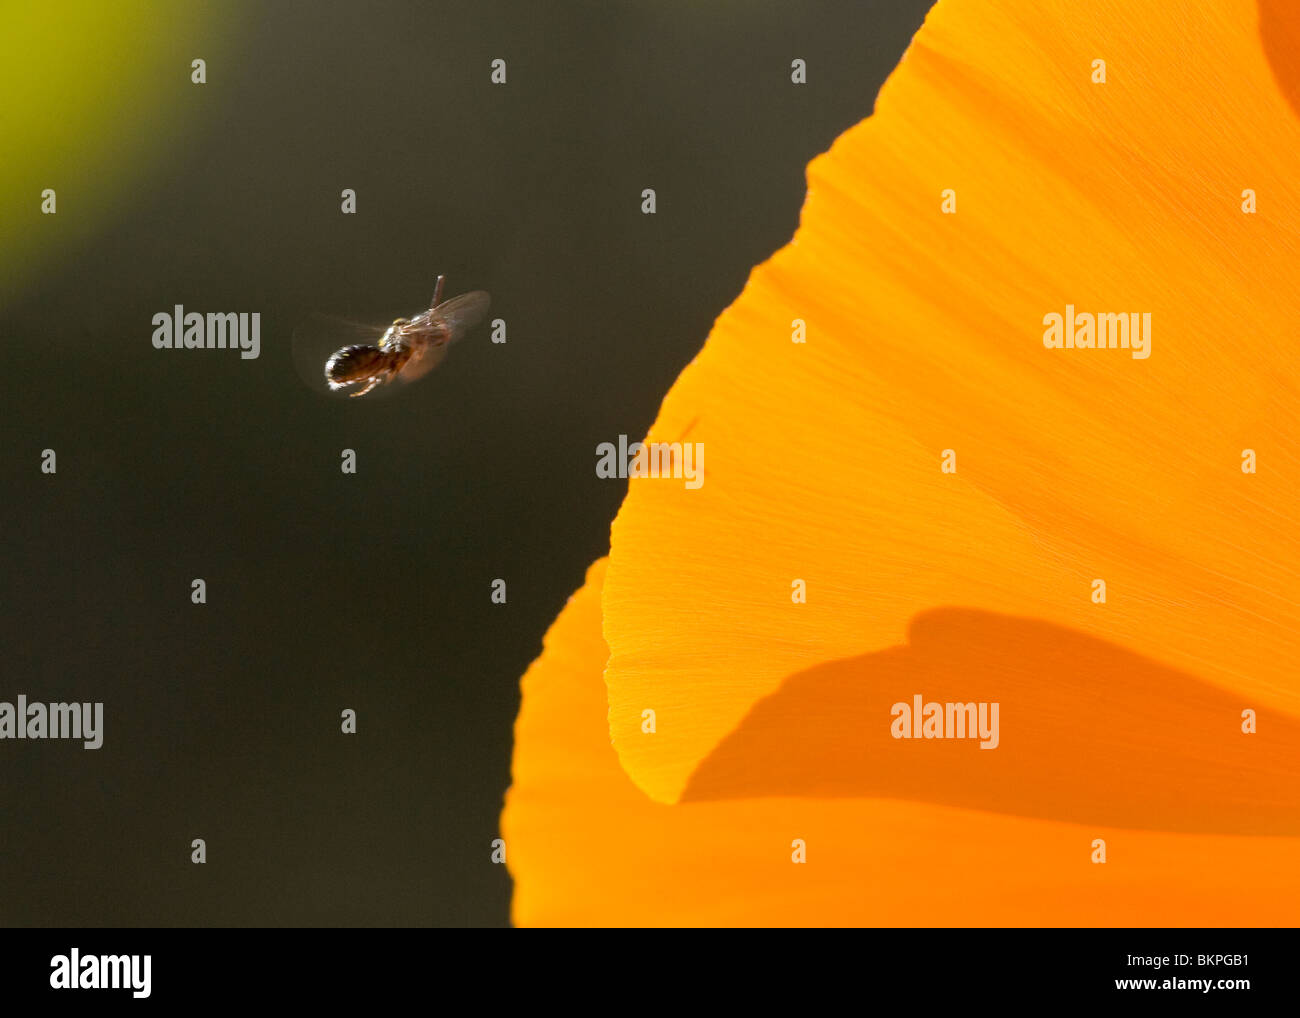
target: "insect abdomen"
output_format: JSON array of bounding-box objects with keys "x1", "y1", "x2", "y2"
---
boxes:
[{"x1": 325, "y1": 344, "x2": 387, "y2": 386}]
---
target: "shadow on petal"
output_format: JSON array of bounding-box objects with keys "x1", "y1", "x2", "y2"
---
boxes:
[
  {"x1": 1260, "y1": 0, "x2": 1300, "y2": 119},
  {"x1": 683, "y1": 608, "x2": 1300, "y2": 835}
]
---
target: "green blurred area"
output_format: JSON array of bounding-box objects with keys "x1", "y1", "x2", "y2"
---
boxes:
[{"x1": 0, "y1": 0, "x2": 237, "y2": 302}]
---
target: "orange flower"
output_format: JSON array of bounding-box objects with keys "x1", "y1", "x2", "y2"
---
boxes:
[
  {"x1": 504, "y1": 0, "x2": 1300, "y2": 924},
  {"x1": 504, "y1": 562, "x2": 1300, "y2": 925}
]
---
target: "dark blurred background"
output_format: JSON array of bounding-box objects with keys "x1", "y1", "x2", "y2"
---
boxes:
[{"x1": 0, "y1": 0, "x2": 930, "y2": 926}]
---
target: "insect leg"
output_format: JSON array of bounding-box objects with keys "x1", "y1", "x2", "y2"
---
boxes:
[
  {"x1": 349, "y1": 375, "x2": 383, "y2": 398},
  {"x1": 431, "y1": 275, "x2": 445, "y2": 308}
]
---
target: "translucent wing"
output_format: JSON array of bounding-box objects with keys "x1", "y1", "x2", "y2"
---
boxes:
[
  {"x1": 391, "y1": 291, "x2": 489, "y2": 384},
  {"x1": 429, "y1": 290, "x2": 491, "y2": 343},
  {"x1": 391, "y1": 337, "x2": 450, "y2": 384}
]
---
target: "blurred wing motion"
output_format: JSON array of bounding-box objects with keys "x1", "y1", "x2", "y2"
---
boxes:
[
  {"x1": 430, "y1": 291, "x2": 491, "y2": 343},
  {"x1": 396, "y1": 291, "x2": 491, "y2": 384},
  {"x1": 389, "y1": 333, "x2": 451, "y2": 384}
]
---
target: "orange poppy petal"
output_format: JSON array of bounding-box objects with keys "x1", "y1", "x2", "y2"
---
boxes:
[
  {"x1": 503, "y1": 562, "x2": 1300, "y2": 925},
  {"x1": 603, "y1": 0, "x2": 1300, "y2": 804}
]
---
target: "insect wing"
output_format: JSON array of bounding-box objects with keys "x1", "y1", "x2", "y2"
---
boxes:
[
  {"x1": 393, "y1": 291, "x2": 490, "y2": 384},
  {"x1": 430, "y1": 290, "x2": 491, "y2": 344},
  {"x1": 392, "y1": 338, "x2": 451, "y2": 384}
]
